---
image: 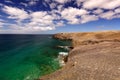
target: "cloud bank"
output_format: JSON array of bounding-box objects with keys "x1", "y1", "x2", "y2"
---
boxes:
[{"x1": 0, "y1": 0, "x2": 120, "y2": 33}]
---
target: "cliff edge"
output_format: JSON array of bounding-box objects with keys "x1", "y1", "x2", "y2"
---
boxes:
[
  {"x1": 40, "y1": 31, "x2": 120, "y2": 80},
  {"x1": 53, "y1": 31, "x2": 120, "y2": 47}
]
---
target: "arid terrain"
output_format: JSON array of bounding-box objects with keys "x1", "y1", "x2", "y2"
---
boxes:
[
  {"x1": 40, "y1": 31, "x2": 120, "y2": 80},
  {"x1": 53, "y1": 31, "x2": 120, "y2": 47}
]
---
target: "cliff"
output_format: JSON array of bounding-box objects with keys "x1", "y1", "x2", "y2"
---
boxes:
[
  {"x1": 40, "y1": 31, "x2": 120, "y2": 80},
  {"x1": 53, "y1": 31, "x2": 120, "y2": 47}
]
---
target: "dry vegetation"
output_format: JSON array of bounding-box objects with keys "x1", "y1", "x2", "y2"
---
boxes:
[{"x1": 40, "y1": 31, "x2": 120, "y2": 80}]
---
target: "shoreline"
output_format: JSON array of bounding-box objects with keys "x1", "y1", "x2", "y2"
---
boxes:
[{"x1": 40, "y1": 31, "x2": 120, "y2": 80}]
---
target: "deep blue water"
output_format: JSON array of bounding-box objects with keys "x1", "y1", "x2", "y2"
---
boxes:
[{"x1": 0, "y1": 34, "x2": 70, "y2": 80}]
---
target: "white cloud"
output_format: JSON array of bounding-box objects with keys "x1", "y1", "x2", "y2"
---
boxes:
[
  {"x1": 28, "y1": 0, "x2": 39, "y2": 6},
  {"x1": 0, "y1": 19, "x2": 5, "y2": 22},
  {"x1": 35, "y1": 26, "x2": 54, "y2": 31},
  {"x1": 81, "y1": 15, "x2": 98, "y2": 23},
  {"x1": 30, "y1": 11, "x2": 47, "y2": 21},
  {"x1": 76, "y1": 0, "x2": 85, "y2": 6},
  {"x1": 101, "y1": 0, "x2": 120, "y2": 9},
  {"x1": 5, "y1": 0, "x2": 14, "y2": 4},
  {"x1": 93, "y1": 9, "x2": 103, "y2": 14},
  {"x1": 83, "y1": 0, "x2": 120, "y2": 9},
  {"x1": 55, "y1": 0, "x2": 69, "y2": 4},
  {"x1": 61, "y1": 7, "x2": 88, "y2": 24},
  {"x1": 30, "y1": 11, "x2": 54, "y2": 26},
  {"x1": 7, "y1": 21, "x2": 55, "y2": 33},
  {"x1": 49, "y1": 2, "x2": 57, "y2": 9},
  {"x1": 44, "y1": 0, "x2": 51, "y2": 4},
  {"x1": 0, "y1": 22, "x2": 4, "y2": 27},
  {"x1": 107, "y1": 14, "x2": 120, "y2": 19},
  {"x1": 2, "y1": 6, "x2": 29, "y2": 21},
  {"x1": 1, "y1": 0, "x2": 120, "y2": 33},
  {"x1": 56, "y1": 21, "x2": 65, "y2": 27},
  {"x1": 0, "y1": 18, "x2": 9, "y2": 28},
  {"x1": 115, "y1": 8, "x2": 120, "y2": 13},
  {"x1": 20, "y1": 2, "x2": 28, "y2": 7},
  {"x1": 83, "y1": 0, "x2": 107, "y2": 9},
  {"x1": 99, "y1": 11, "x2": 115, "y2": 19},
  {"x1": 1, "y1": 5, "x2": 56, "y2": 32},
  {"x1": 0, "y1": 3, "x2": 4, "y2": 6}
]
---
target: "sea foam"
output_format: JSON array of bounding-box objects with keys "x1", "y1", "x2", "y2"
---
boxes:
[
  {"x1": 58, "y1": 52, "x2": 68, "y2": 67},
  {"x1": 59, "y1": 52, "x2": 68, "y2": 56}
]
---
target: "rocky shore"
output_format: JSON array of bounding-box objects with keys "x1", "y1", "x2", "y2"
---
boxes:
[{"x1": 40, "y1": 31, "x2": 120, "y2": 80}]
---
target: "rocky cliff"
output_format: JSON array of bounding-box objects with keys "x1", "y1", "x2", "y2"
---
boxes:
[
  {"x1": 53, "y1": 31, "x2": 120, "y2": 47},
  {"x1": 40, "y1": 31, "x2": 120, "y2": 80}
]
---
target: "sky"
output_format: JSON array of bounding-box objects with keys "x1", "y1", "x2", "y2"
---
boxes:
[{"x1": 0, "y1": 0, "x2": 120, "y2": 34}]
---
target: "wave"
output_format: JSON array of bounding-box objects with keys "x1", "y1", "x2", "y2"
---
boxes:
[
  {"x1": 58, "y1": 52, "x2": 68, "y2": 56},
  {"x1": 58, "y1": 52, "x2": 68, "y2": 67}
]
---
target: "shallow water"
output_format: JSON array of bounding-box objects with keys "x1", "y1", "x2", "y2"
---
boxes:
[{"x1": 0, "y1": 34, "x2": 71, "y2": 80}]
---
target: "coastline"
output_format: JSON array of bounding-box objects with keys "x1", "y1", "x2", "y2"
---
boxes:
[
  {"x1": 0, "y1": 34, "x2": 72, "y2": 80},
  {"x1": 40, "y1": 31, "x2": 120, "y2": 80}
]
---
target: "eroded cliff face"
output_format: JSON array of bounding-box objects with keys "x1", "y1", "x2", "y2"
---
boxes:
[
  {"x1": 53, "y1": 31, "x2": 120, "y2": 47},
  {"x1": 40, "y1": 31, "x2": 120, "y2": 80}
]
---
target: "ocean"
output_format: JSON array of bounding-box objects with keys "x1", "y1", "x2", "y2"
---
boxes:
[{"x1": 0, "y1": 34, "x2": 71, "y2": 80}]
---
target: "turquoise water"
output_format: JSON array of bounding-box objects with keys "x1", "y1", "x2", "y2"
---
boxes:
[{"x1": 0, "y1": 34, "x2": 70, "y2": 80}]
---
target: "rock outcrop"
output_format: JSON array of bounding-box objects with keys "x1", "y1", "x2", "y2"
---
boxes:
[
  {"x1": 53, "y1": 31, "x2": 120, "y2": 47},
  {"x1": 40, "y1": 31, "x2": 120, "y2": 80}
]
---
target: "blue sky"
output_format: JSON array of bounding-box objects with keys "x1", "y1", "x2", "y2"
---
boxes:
[{"x1": 0, "y1": 0, "x2": 120, "y2": 34}]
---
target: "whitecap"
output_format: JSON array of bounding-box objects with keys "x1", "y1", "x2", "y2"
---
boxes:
[
  {"x1": 59, "y1": 52, "x2": 68, "y2": 56},
  {"x1": 58, "y1": 52, "x2": 68, "y2": 67}
]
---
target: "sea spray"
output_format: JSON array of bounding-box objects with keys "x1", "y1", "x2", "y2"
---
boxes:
[
  {"x1": 58, "y1": 52, "x2": 69, "y2": 67},
  {"x1": 59, "y1": 52, "x2": 68, "y2": 56}
]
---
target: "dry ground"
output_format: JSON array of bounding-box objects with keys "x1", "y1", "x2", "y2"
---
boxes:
[{"x1": 40, "y1": 31, "x2": 120, "y2": 80}]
